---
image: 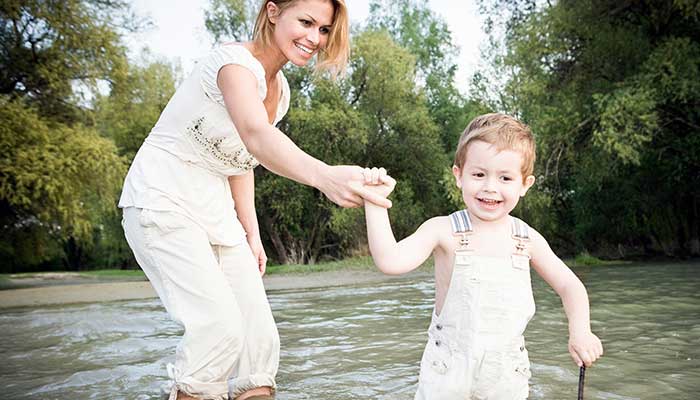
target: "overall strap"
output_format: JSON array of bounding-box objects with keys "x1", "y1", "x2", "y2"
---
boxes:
[
  {"x1": 511, "y1": 217, "x2": 531, "y2": 257},
  {"x1": 450, "y1": 209, "x2": 473, "y2": 234},
  {"x1": 450, "y1": 210, "x2": 473, "y2": 251}
]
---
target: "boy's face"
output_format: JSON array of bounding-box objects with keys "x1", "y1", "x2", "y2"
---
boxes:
[{"x1": 452, "y1": 140, "x2": 535, "y2": 224}]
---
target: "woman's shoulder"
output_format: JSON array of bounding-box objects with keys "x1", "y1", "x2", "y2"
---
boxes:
[
  {"x1": 207, "y1": 42, "x2": 261, "y2": 68},
  {"x1": 199, "y1": 42, "x2": 267, "y2": 101}
]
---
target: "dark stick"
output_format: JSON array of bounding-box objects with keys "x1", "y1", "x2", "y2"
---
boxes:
[{"x1": 577, "y1": 365, "x2": 586, "y2": 400}]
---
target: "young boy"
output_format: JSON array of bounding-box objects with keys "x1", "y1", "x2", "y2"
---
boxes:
[{"x1": 361, "y1": 113, "x2": 603, "y2": 399}]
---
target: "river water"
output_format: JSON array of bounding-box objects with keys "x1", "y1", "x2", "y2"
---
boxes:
[{"x1": 1, "y1": 262, "x2": 698, "y2": 399}]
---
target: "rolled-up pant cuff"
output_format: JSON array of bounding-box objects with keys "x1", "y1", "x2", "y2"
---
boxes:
[{"x1": 229, "y1": 373, "x2": 277, "y2": 398}]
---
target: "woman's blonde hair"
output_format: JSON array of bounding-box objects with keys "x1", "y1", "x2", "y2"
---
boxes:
[{"x1": 252, "y1": 0, "x2": 349, "y2": 78}]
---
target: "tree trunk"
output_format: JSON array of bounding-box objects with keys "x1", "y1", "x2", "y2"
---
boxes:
[{"x1": 262, "y1": 214, "x2": 288, "y2": 265}]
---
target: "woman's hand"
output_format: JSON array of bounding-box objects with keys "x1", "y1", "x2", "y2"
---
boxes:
[
  {"x1": 318, "y1": 165, "x2": 393, "y2": 209},
  {"x1": 247, "y1": 234, "x2": 268, "y2": 276}
]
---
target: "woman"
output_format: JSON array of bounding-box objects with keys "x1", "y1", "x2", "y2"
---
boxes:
[{"x1": 120, "y1": 1, "x2": 387, "y2": 399}]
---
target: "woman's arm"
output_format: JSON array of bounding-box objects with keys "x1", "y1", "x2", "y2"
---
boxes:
[
  {"x1": 218, "y1": 64, "x2": 390, "y2": 209},
  {"x1": 229, "y1": 171, "x2": 267, "y2": 275}
]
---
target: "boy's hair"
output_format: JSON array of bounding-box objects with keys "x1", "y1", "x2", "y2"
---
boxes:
[
  {"x1": 253, "y1": 0, "x2": 349, "y2": 78},
  {"x1": 454, "y1": 113, "x2": 536, "y2": 178}
]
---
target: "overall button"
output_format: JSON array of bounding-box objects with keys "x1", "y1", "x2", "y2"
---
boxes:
[
  {"x1": 436, "y1": 324, "x2": 443, "y2": 330},
  {"x1": 435, "y1": 340, "x2": 441, "y2": 347}
]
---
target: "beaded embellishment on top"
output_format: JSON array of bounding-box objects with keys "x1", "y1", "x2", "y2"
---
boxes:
[{"x1": 185, "y1": 116, "x2": 259, "y2": 171}]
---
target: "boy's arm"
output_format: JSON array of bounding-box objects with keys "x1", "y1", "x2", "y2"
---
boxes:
[
  {"x1": 365, "y1": 202, "x2": 442, "y2": 275},
  {"x1": 529, "y1": 228, "x2": 604, "y2": 367}
]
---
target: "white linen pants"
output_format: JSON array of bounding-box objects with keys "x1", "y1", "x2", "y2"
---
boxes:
[{"x1": 122, "y1": 207, "x2": 279, "y2": 399}]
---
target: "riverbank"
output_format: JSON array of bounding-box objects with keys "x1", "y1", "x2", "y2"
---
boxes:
[
  {"x1": 0, "y1": 254, "x2": 633, "y2": 310},
  {"x1": 0, "y1": 267, "x2": 427, "y2": 309}
]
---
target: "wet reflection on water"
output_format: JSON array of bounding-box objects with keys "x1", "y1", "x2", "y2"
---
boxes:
[{"x1": 0, "y1": 262, "x2": 698, "y2": 399}]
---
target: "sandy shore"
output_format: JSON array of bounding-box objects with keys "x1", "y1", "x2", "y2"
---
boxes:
[{"x1": 0, "y1": 270, "x2": 422, "y2": 309}]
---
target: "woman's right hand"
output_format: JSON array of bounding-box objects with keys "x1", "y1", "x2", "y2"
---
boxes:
[{"x1": 317, "y1": 165, "x2": 392, "y2": 209}]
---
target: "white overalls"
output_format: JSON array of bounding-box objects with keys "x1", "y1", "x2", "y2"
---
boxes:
[{"x1": 415, "y1": 210, "x2": 536, "y2": 400}]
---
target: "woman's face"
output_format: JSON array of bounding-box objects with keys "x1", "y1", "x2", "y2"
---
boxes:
[{"x1": 268, "y1": 0, "x2": 335, "y2": 66}]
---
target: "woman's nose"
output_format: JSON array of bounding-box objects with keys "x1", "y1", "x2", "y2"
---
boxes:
[{"x1": 306, "y1": 29, "x2": 320, "y2": 46}]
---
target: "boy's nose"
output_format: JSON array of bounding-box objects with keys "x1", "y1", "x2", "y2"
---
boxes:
[{"x1": 483, "y1": 178, "x2": 498, "y2": 192}]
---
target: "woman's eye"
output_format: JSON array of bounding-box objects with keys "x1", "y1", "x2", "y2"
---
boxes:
[
  {"x1": 320, "y1": 27, "x2": 330, "y2": 34},
  {"x1": 300, "y1": 19, "x2": 312, "y2": 26}
]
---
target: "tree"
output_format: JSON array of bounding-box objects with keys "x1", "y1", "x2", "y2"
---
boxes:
[
  {"x1": 477, "y1": 0, "x2": 700, "y2": 257},
  {"x1": 205, "y1": 0, "x2": 258, "y2": 42},
  {"x1": 256, "y1": 70, "x2": 369, "y2": 264},
  {"x1": 0, "y1": 0, "x2": 137, "y2": 122},
  {"x1": 366, "y1": 0, "x2": 479, "y2": 152},
  {"x1": 88, "y1": 55, "x2": 180, "y2": 269},
  {"x1": 0, "y1": 98, "x2": 126, "y2": 271},
  {"x1": 94, "y1": 54, "x2": 180, "y2": 161},
  {"x1": 0, "y1": 0, "x2": 139, "y2": 270}
]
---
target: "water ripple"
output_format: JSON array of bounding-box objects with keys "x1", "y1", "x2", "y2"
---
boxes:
[{"x1": 0, "y1": 262, "x2": 698, "y2": 399}]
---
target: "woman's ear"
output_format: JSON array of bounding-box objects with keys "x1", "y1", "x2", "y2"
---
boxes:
[{"x1": 266, "y1": 1, "x2": 280, "y2": 24}]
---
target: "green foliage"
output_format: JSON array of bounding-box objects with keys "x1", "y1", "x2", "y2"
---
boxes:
[
  {"x1": 478, "y1": 0, "x2": 700, "y2": 256},
  {"x1": 0, "y1": 0, "x2": 144, "y2": 271},
  {"x1": 0, "y1": 0, "x2": 135, "y2": 122},
  {"x1": 592, "y1": 87, "x2": 657, "y2": 165},
  {"x1": 256, "y1": 72, "x2": 369, "y2": 263},
  {"x1": 573, "y1": 251, "x2": 604, "y2": 267},
  {"x1": 94, "y1": 56, "x2": 180, "y2": 161},
  {"x1": 366, "y1": 0, "x2": 477, "y2": 153},
  {"x1": 0, "y1": 97, "x2": 126, "y2": 271},
  {"x1": 205, "y1": 0, "x2": 258, "y2": 42}
]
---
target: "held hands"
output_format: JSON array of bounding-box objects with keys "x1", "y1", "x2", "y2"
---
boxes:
[
  {"x1": 359, "y1": 167, "x2": 396, "y2": 201},
  {"x1": 320, "y1": 165, "x2": 393, "y2": 208},
  {"x1": 568, "y1": 331, "x2": 604, "y2": 367}
]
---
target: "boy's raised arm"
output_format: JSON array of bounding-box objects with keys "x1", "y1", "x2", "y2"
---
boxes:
[
  {"x1": 364, "y1": 202, "x2": 441, "y2": 275},
  {"x1": 529, "y1": 228, "x2": 604, "y2": 367}
]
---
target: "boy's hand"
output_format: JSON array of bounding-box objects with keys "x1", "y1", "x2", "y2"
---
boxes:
[
  {"x1": 361, "y1": 167, "x2": 396, "y2": 199},
  {"x1": 568, "y1": 331, "x2": 603, "y2": 367}
]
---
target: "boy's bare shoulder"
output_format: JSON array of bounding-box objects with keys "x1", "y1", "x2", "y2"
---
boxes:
[
  {"x1": 420, "y1": 215, "x2": 454, "y2": 252},
  {"x1": 421, "y1": 215, "x2": 452, "y2": 230},
  {"x1": 514, "y1": 219, "x2": 550, "y2": 255}
]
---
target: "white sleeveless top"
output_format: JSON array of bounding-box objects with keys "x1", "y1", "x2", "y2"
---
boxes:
[{"x1": 118, "y1": 44, "x2": 290, "y2": 245}]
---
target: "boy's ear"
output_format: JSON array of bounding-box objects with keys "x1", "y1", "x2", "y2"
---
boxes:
[
  {"x1": 520, "y1": 175, "x2": 535, "y2": 196},
  {"x1": 452, "y1": 165, "x2": 462, "y2": 188},
  {"x1": 266, "y1": 1, "x2": 280, "y2": 24}
]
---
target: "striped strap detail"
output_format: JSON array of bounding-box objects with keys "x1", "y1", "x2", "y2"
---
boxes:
[
  {"x1": 450, "y1": 210, "x2": 473, "y2": 233},
  {"x1": 511, "y1": 217, "x2": 530, "y2": 239}
]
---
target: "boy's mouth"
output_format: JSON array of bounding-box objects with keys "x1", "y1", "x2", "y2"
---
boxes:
[{"x1": 477, "y1": 197, "x2": 503, "y2": 209}]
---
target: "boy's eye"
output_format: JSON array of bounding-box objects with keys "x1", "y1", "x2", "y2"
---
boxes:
[
  {"x1": 472, "y1": 172, "x2": 485, "y2": 178},
  {"x1": 501, "y1": 176, "x2": 513, "y2": 182}
]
